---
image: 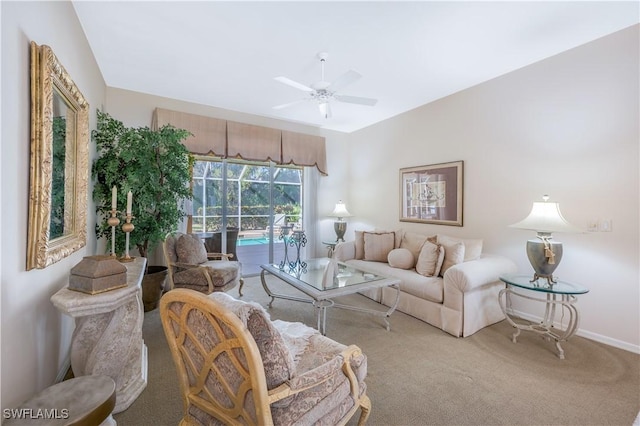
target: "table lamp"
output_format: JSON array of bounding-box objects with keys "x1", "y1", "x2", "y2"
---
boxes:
[
  {"x1": 329, "y1": 200, "x2": 352, "y2": 242},
  {"x1": 509, "y1": 195, "x2": 582, "y2": 285}
]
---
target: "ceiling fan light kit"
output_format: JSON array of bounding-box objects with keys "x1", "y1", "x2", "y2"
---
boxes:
[{"x1": 274, "y1": 52, "x2": 378, "y2": 118}]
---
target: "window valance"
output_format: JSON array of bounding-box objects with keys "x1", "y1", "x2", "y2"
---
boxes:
[
  {"x1": 153, "y1": 108, "x2": 327, "y2": 175},
  {"x1": 152, "y1": 108, "x2": 226, "y2": 156}
]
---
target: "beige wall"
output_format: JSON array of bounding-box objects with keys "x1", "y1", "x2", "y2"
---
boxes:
[
  {"x1": 1, "y1": 1, "x2": 105, "y2": 410},
  {"x1": 345, "y1": 25, "x2": 639, "y2": 351},
  {"x1": 1, "y1": 2, "x2": 637, "y2": 413}
]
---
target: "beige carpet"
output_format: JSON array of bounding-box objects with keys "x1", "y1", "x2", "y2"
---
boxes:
[{"x1": 115, "y1": 274, "x2": 640, "y2": 425}]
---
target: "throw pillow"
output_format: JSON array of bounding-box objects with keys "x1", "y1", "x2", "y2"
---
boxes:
[
  {"x1": 354, "y1": 230, "x2": 365, "y2": 260},
  {"x1": 176, "y1": 234, "x2": 208, "y2": 265},
  {"x1": 463, "y1": 238, "x2": 483, "y2": 261},
  {"x1": 387, "y1": 248, "x2": 414, "y2": 269},
  {"x1": 415, "y1": 241, "x2": 441, "y2": 277},
  {"x1": 376, "y1": 228, "x2": 404, "y2": 248},
  {"x1": 439, "y1": 239, "x2": 465, "y2": 276},
  {"x1": 363, "y1": 232, "x2": 395, "y2": 262},
  {"x1": 434, "y1": 245, "x2": 446, "y2": 277},
  {"x1": 437, "y1": 235, "x2": 483, "y2": 262},
  {"x1": 400, "y1": 231, "x2": 434, "y2": 261}
]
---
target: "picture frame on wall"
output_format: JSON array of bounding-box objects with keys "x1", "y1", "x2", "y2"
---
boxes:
[{"x1": 399, "y1": 161, "x2": 463, "y2": 226}]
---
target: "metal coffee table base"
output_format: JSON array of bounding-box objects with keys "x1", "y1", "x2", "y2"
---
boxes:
[{"x1": 260, "y1": 269, "x2": 400, "y2": 335}]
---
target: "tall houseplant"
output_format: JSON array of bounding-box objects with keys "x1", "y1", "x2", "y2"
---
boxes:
[
  {"x1": 92, "y1": 111, "x2": 193, "y2": 309},
  {"x1": 92, "y1": 110, "x2": 193, "y2": 258}
]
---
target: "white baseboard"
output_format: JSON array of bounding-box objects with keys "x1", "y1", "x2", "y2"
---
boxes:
[{"x1": 506, "y1": 308, "x2": 640, "y2": 355}]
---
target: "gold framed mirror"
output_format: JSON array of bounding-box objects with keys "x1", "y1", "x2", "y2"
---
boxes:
[{"x1": 27, "y1": 42, "x2": 89, "y2": 270}]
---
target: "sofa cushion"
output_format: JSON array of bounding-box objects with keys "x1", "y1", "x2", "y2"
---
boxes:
[
  {"x1": 346, "y1": 259, "x2": 444, "y2": 303},
  {"x1": 387, "y1": 248, "x2": 414, "y2": 270},
  {"x1": 415, "y1": 241, "x2": 444, "y2": 277},
  {"x1": 176, "y1": 233, "x2": 208, "y2": 265},
  {"x1": 439, "y1": 237, "x2": 465, "y2": 276},
  {"x1": 363, "y1": 232, "x2": 395, "y2": 262}
]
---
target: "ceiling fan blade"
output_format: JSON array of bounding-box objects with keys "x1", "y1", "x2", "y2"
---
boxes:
[
  {"x1": 327, "y1": 70, "x2": 361, "y2": 92},
  {"x1": 318, "y1": 102, "x2": 332, "y2": 119},
  {"x1": 334, "y1": 94, "x2": 378, "y2": 106},
  {"x1": 274, "y1": 76, "x2": 314, "y2": 92},
  {"x1": 273, "y1": 99, "x2": 307, "y2": 110}
]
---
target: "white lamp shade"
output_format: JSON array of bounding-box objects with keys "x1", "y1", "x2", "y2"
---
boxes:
[
  {"x1": 329, "y1": 201, "x2": 352, "y2": 218},
  {"x1": 509, "y1": 198, "x2": 582, "y2": 234}
]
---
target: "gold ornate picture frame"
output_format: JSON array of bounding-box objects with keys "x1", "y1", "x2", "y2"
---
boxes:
[
  {"x1": 27, "y1": 42, "x2": 89, "y2": 270},
  {"x1": 399, "y1": 161, "x2": 463, "y2": 226}
]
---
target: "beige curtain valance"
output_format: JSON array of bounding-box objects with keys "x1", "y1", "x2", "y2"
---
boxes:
[
  {"x1": 154, "y1": 108, "x2": 226, "y2": 156},
  {"x1": 227, "y1": 121, "x2": 281, "y2": 163},
  {"x1": 282, "y1": 130, "x2": 326, "y2": 173},
  {"x1": 153, "y1": 108, "x2": 327, "y2": 175}
]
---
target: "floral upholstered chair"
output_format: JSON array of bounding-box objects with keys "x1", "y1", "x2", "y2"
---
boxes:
[
  {"x1": 163, "y1": 232, "x2": 244, "y2": 295},
  {"x1": 160, "y1": 288, "x2": 371, "y2": 425}
]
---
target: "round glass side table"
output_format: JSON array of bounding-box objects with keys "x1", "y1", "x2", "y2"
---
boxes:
[{"x1": 499, "y1": 274, "x2": 589, "y2": 359}]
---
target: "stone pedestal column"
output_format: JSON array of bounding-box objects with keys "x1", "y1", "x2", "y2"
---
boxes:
[{"x1": 51, "y1": 257, "x2": 148, "y2": 414}]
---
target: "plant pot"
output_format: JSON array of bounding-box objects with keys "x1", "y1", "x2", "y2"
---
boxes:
[{"x1": 142, "y1": 265, "x2": 167, "y2": 312}]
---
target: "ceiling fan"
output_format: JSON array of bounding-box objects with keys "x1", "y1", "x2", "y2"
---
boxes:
[{"x1": 273, "y1": 52, "x2": 378, "y2": 118}]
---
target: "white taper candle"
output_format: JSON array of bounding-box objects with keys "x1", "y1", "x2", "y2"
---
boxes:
[{"x1": 126, "y1": 191, "x2": 132, "y2": 215}]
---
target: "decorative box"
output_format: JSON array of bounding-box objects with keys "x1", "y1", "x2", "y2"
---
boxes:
[{"x1": 69, "y1": 255, "x2": 128, "y2": 294}]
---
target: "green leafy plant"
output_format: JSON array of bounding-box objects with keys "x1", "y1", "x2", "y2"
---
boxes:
[
  {"x1": 50, "y1": 116, "x2": 67, "y2": 239},
  {"x1": 92, "y1": 110, "x2": 193, "y2": 258}
]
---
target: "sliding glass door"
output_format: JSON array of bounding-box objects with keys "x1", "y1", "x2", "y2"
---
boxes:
[{"x1": 191, "y1": 158, "x2": 303, "y2": 275}]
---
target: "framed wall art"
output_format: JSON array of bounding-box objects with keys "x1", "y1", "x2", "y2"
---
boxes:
[{"x1": 399, "y1": 161, "x2": 463, "y2": 226}]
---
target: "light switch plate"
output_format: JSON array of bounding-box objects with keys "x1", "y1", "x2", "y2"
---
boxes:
[
  {"x1": 587, "y1": 220, "x2": 599, "y2": 232},
  {"x1": 599, "y1": 219, "x2": 612, "y2": 232}
]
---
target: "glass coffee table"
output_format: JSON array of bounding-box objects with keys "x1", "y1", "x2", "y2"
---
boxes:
[{"x1": 260, "y1": 258, "x2": 400, "y2": 335}]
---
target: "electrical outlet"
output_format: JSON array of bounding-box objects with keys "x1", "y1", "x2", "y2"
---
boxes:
[
  {"x1": 587, "y1": 220, "x2": 599, "y2": 232},
  {"x1": 599, "y1": 219, "x2": 612, "y2": 232}
]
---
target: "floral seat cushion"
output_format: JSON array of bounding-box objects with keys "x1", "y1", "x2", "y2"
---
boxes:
[{"x1": 173, "y1": 261, "x2": 239, "y2": 289}]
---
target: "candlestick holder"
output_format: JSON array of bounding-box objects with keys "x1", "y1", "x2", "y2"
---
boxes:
[
  {"x1": 107, "y1": 209, "x2": 120, "y2": 257},
  {"x1": 119, "y1": 214, "x2": 135, "y2": 262}
]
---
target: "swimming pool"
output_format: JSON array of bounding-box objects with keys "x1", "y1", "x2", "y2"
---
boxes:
[{"x1": 237, "y1": 237, "x2": 283, "y2": 246}]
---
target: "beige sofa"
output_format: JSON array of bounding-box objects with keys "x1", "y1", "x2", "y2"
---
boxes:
[{"x1": 333, "y1": 230, "x2": 517, "y2": 337}]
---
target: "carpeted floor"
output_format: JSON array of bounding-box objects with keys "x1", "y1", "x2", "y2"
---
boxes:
[{"x1": 114, "y1": 274, "x2": 640, "y2": 426}]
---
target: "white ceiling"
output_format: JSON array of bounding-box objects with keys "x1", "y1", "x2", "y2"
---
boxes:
[{"x1": 72, "y1": 1, "x2": 639, "y2": 133}]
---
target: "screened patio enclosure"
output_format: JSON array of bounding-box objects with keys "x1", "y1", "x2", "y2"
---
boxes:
[{"x1": 191, "y1": 159, "x2": 305, "y2": 275}]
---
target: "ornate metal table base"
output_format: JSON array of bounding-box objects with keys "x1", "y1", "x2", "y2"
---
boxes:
[
  {"x1": 499, "y1": 287, "x2": 580, "y2": 359},
  {"x1": 279, "y1": 228, "x2": 307, "y2": 271}
]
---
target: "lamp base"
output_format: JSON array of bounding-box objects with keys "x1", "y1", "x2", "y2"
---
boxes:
[
  {"x1": 526, "y1": 239, "x2": 563, "y2": 286},
  {"x1": 334, "y1": 221, "x2": 347, "y2": 242}
]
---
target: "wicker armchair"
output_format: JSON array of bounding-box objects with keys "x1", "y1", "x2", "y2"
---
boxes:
[
  {"x1": 163, "y1": 232, "x2": 244, "y2": 295},
  {"x1": 160, "y1": 289, "x2": 371, "y2": 425}
]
